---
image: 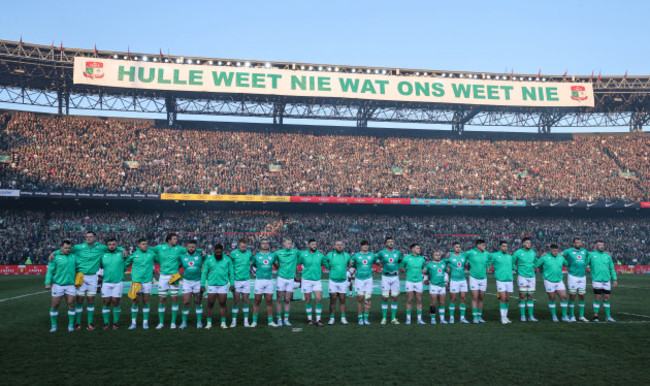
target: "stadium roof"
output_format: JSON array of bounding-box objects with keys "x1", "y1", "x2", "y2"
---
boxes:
[{"x1": 1, "y1": 39, "x2": 649, "y2": 133}]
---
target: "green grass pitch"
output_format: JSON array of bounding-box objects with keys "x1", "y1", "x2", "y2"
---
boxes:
[{"x1": 1, "y1": 274, "x2": 649, "y2": 385}]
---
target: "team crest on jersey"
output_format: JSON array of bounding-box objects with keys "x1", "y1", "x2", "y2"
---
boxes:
[
  {"x1": 437, "y1": 269, "x2": 442, "y2": 273},
  {"x1": 362, "y1": 260, "x2": 368, "y2": 265},
  {"x1": 388, "y1": 258, "x2": 394, "y2": 263},
  {"x1": 457, "y1": 262, "x2": 462, "y2": 267},
  {"x1": 263, "y1": 260, "x2": 269, "y2": 265},
  {"x1": 188, "y1": 261, "x2": 194, "y2": 266},
  {"x1": 577, "y1": 255, "x2": 583, "y2": 259}
]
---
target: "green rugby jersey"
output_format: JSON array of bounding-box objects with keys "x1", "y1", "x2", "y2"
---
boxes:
[
  {"x1": 512, "y1": 248, "x2": 537, "y2": 278},
  {"x1": 400, "y1": 254, "x2": 426, "y2": 282},
  {"x1": 445, "y1": 252, "x2": 467, "y2": 281},
  {"x1": 465, "y1": 248, "x2": 490, "y2": 280},
  {"x1": 297, "y1": 250, "x2": 327, "y2": 281},
  {"x1": 376, "y1": 249, "x2": 402, "y2": 276},
  {"x1": 229, "y1": 249, "x2": 253, "y2": 281},
  {"x1": 325, "y1": 251, "x2": 352, "y2": 283},
  {"x1": 179, "y1": 251, "x2": 205, "y2": 281},
  {"x1": 425, "y1": 260, "x2": 447, "y2": 286},
  {"x1": 488, "y1": 251, "x2": 515, "y2": 282},
  {"x1": 252, "y1": 251, "x2": 277, "y2": 280},
  {"x1": 351, "y1": 252, "x2": 377, "y2": 280},
  {"x1": 535, "y1": 253, "x2": 567, "y2": 283},
  {"x1": 45, "y1": 252, "x2": 77, "y2": 286},
  {"x1": 274, "y1": 248, "x2": 300, "y2": 280},
  {"x1": 201, "y1": 255, "x2": 234, "y2": 287},
  {"x1": 562, "y1": 248, "x2": 590, "y2": 278},
  {"x1": 125, "y1": 249, "x2": 157, "y2": 283},
  {"x1": 54, "y1": 242, "x2": 123, "y2": 275},
  {"x1": 100, "y1": 250, "x2": 126, "y2": 283},
  {"x1": 149, "y1": 244, "x2": 190, "y2": 275},
  {"x1": 588, "y1": 251, "x2": 617, "y2": 282}
]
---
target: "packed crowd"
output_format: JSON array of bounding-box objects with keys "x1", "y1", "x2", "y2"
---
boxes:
[
  {"x1": 1, "y1": 209, "x2": 647, "y2": 265},
  {"x1": 0, "y1": 112, "x2": 648, "y2": 200}
]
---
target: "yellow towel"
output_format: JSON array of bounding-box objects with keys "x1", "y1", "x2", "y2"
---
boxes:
[
  {"x1": 74, "y1": 272, "x2": 85, "y2": 288},
  {"x1": 127, "y1": 282, "x2": 142, "y2": 300},
  {"x1": 169, "y1": 272, "x2": 182, "y2": 285}
]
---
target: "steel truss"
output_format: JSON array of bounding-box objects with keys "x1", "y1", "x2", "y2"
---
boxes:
[{"x1": 2, "y1": 39, "x2": 650, "y2": 133}]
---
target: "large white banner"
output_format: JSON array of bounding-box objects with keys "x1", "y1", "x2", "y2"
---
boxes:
[{"x1": 74, "y1": 57, "x2": 594, "y2": 107}]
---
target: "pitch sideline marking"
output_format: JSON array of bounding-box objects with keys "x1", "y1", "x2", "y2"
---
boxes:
[
  {"x1": 0, "y1": 290, "x2": 49, "y2": 303},
  {"x1": 620, "y1": 312, "x2": 650, "y2": 319}
]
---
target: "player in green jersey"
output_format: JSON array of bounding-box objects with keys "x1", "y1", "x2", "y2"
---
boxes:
[
  {"x1": 99, "y1": 238, "x2": 126, "y2": 330},
  {"x1": 488, "y1": 241, "x2": 515, "y2": 324},
  {"x1": 51, "y1": 231, "x2": 127, "y2": 331},
  {"x1": 179, "y1": 240, "x2": 206, "y2": 329},
  {"x1": 125, "y1": 238, "x2": 157, "y2": 330},
  {"x1": 251, "y1": 239, "x2": 278, "y2": 327},
  {"x1": 376, "y1": 237, "x2": 403, "y2": 325},
  {"x1": 201, "y1": 244, "x2": 234, "y2": 329},
  {"x1": 588, "y1": 240, "x2": 618, "y2": 322},
  {"x1": 512, "y1": 237, "x2": 539, "y2": 322},
  {"x1": 535, "y1": 244, "x2": 570, "y2": 322},
  {"x1": 465, "y1": 239, "x2": 490, "y2": 323},
  {"x1": 45, "y1": 241, "x2": 78, "y2": 332},
  {"x1": 351, "y1": 240, "x2": 378, "y2": 325},
  {"x1": 562, "y1": 237, "x2": 591, "y2": 322},
  {"x1": 274, "y1": 238, "x2": 300, "y2": 327},
  {"x1": 229, "y1": 238, "x2": 253, "y2": 328},
  {"x1": 445, "y1": 242, "x2": 469, "y2": 324},
  {"x1": 150, "y1": 233, "x2": 199, "y2": 329},
  {"x1": 325, "y1": 240, "x2": 353, "y2": 325},
  {"x1": 423, "y1": 251, "x2": 448, "y2": 324},
  {"x1": 297, "y1": 239, "x2": 327, "y2": 326},
  {"x1": 400, "y1": 243, "x2": 426, "y2": 325}
]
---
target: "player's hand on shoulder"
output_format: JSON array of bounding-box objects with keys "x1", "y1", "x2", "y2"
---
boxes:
[{"x1": 48, "y1": 253, "x2": 55, "y2": 262}]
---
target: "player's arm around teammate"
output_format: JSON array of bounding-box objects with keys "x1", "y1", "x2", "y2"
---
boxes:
[
  {"x1": 201, "y1": 244, "x2": 234, "y2": 329},
  {"x1": 179, "y1": 240, "x2": 205, "y2": 329},
  {"x1": 376, "y1": 237, "x2": 402, "y2": 325},
  {"x1": 513, "y1": 237, "x2": 539, "y2": 322},
  {"x1": 45, "y1": 240, "x2": 78, "y2": 332},
  {"x1": 466, "y1": 239, "x2": 490, "y2": 323},
  {"x1": 446, "y1": 242, "x2": 469, "y2": 324},
  {"x1": 562, "y1": 237, "x2": 590, "y2": 322},
  {"x1": 535, "y1": 245, "x2": 570, "y2": 322}
]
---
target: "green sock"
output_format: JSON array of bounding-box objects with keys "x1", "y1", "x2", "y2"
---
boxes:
[
  {"x1": 49, "y1": 308, "x2": 58, "y2": 327},
  {"x1": 284, "y1": 311, "x2": 290, "y2": 320},
  {"x1": 182, "y1": 307, "x2": 190, "y2": 323},
  {"x1": 207, "y1": 317, "x2": 212, "y2": 324},
  {"x1": 243, "y1": 306, "x2": 249, "y2": 320},
  {"x1": 113, "y1": 307, "x2": 121, "y2": 324},
  {"x1": 438, "y1": 306, "x2": 445, "y2": 319},
  {"x1": 449, "y1": 304, "x2": 455, "y2": 318},
  {"x1": 358, "y1": 313, "x2": 363, "y2": 321},
  {"x1": 381, "y1": 301, "x2": 388, "y2": 319},
  {"x1": 276, "y1": 312, "x2": 282, "y2": 321},
  {"x1": 472, "y1": 308, "x2": 478, "y2": 320},
  {"x1": 416, "y1": 310, "x2": 422, "y2": 319},
  {"x1": 221, "y1": 317, "x2": 226, "y2": 324},
  {"x1": 195, "y1": 305, "x2": 203, "y2": 323},
  {"x1": 142, "y1": 306, "x2": 149, "y2": 322},
  {"x1": 460, "y1": 304, "x2": 466, "y2": 318},
  {"x1": 316, "y1": 303, "x2": 322, "y2": 321},
  {"x1": 549, "y1": 303, "x2": 556, "y2": 317},
  {"x1": 527, "y1": 299, "x2": 535, "y2": 317},
  {"x1": 102, "y1": 306, "x2": 111, "y2": 324},
  {"x1": 519, "y1": 299, "x2": 526, "y2": 318},
  {"x1": 391, "y1": 303, "x2": 397, "y2": 319},
  {"x1": 478, "y1": 309, "x2": 482, "y2": 318},
  {"x1": 131, "y1": 306, "x2": 138, "y2": 323},
  {"x1": 68, "y1": 309, "x2": 75, "y2": 327},
  {"x1": 579, "y1": 300, "x2": 585, "y2": 317},
  {"x1": 561, "y1": 301, "x2": 568, "y2": 318},
  {"x1": 232, "y1": 306, "x2": 239, "y2": 320},
  {"x1": 305, "y1": 304, "x2": 313, "y2": 320},
  {"x1": 341, "y1": 313, "x2": 346, "y2": 319},
  {"x1": 253, "y1": 313, "x2": 259, "y2": 323},
  {"x1": 604, "y1": 301, "x2": 611, "y2": 318},
  {"x1": 75, "y1": 304, "x2": 83, "y2": 325},
  {"x1": 267, "y1": 316, "x2": 273, "y2": 324},
  {"x1": 593, "y1": 301, "x2": 600, "y2": 315},
  {"x1": 171, "y1": 303, "x2": 179, "y2": 324},
  {"x1": 569, "y1": 300, "x2": 575, "y2": 317},
  {"x1": 158, "y1": 305, "x2": 166, "y2": 323},
  {"x1": 87, "y1": 306, "x2": 95, "y2": 325},
  {"x1": 364, "y1": 312, "x2": 369, "y2": 321}
]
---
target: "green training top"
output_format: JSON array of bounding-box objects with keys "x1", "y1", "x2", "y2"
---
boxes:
[
  {"x1": 325, "y1": 251, "x2": 352, "y2": 283},
  {"x1": 201, "y1": 255, "x2": 235, "y2": 287},
  {"x1": 376, "y1": 249, "x2": 402, "y2": 276},
  {"x1": 229, "y1": 249, "x2": 253, "y2": 282},
  {"x1": 488, "y1": 250, "x2": 515, "y2": 282},
  {"x1": 100, "y1": 250, "x2": 126, "y2": 283},
  {"x1": 45, "y1": 252, "x2": 77, "y2": 286},
  {"x1": 465, "y1": 248, "x2": 490, "y2": 280},
  {"x1": 512, "y1": 248, "x2": 537, "y2": 278},
  {"x1": 274, "y1": 248, "x2": 300, "y2": 280},
  {"x1": 535, "y1": 253, "x2": 567, "y2": 283},
  {"x1": 445, "y1": 252, "x2": 467, "y2": 281},
  {"x1": 351, "y1": 252, "x2": 378, "y2": 280},
  {"x1": 400, "y1": 254, "x2": 426, "y2": 283},
  {"x1": 149, "y1": 244, "x2": 191, "y2": 275},
  {"x1": 425, "y1": 260, "x2": 447, "y2": 287},
  {"x1": 588, "y1": 250, "x2": 618, "y2": 282},
  {"x1": 54, "y1": 242, "x2": 124, "y2": 275},
  {"x1": 562, "y1": 247, "x2": 590, "y2": 278},
  {"x1": 252, "y1": 251, "x2": 277, "y2": 280},
  {"x1": 125, "y1": 249, "x2": 157, "y2": 283},
  {"x1": 297, "y1": 250, "x2": 327, "y2": 281}
]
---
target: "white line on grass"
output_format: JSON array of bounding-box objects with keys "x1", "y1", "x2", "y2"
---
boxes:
[
  {"x1": 0, "y1": 291, "x2": 49, "y2": 303},
  {"x1": 620, "y1": 312, "x2": 650, "y2": 319}
]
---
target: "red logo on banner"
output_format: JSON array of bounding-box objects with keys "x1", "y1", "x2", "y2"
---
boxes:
[
  {"x1": 570, "y1": 85, "x2": 588, "y2": 101},
  {"x1": 83, "y1": 61, "x2": 104, "y2": 79}
]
